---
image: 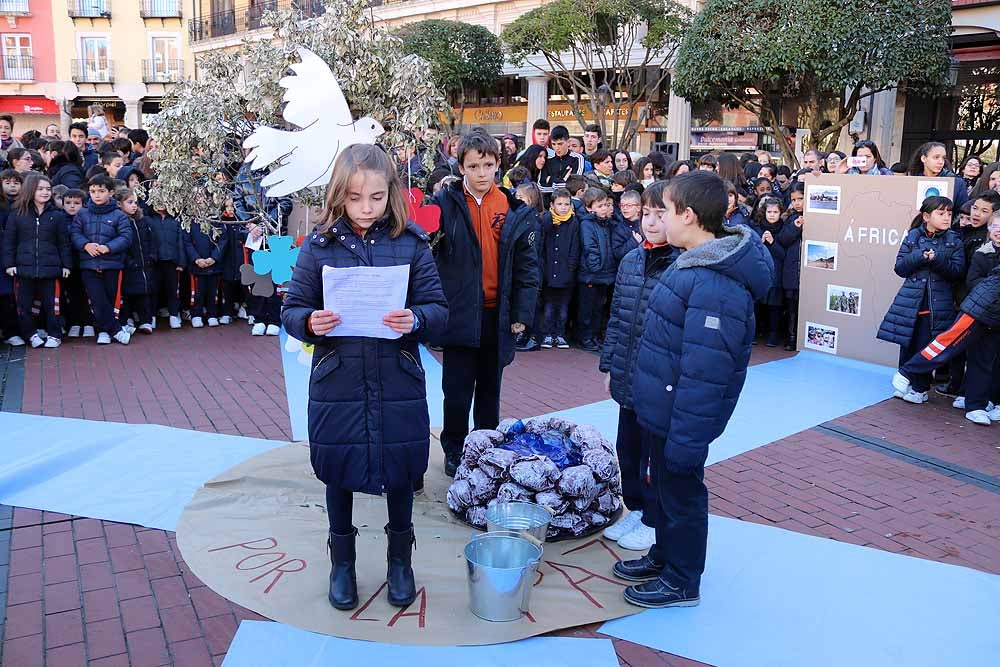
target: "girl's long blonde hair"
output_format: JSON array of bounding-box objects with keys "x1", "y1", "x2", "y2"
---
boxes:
[{"x1": 320, "y1": 144, "x2": 408, "y2": 238}]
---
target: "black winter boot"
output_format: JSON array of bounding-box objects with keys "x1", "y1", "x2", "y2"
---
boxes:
[
  {"x1": 327, "y1": 528, "x2": 358, "y2": 610},
  {"x1": 385, "y1": 524, "x2": 417, "y2": 607}
]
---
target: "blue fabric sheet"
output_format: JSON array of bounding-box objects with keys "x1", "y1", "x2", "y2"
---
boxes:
[
  {"x1": 0, "y1": 413, "x2": 281, "y2": 530},
  {"x1": 540, "y1": 351, "x2": 893, "y2": 466},
  {"x1": 599, "y1": 515, "x2": 1000, "y2": 667},
  {"x1": 222, "y1": 620, "x2": 622, "y2": 667}
]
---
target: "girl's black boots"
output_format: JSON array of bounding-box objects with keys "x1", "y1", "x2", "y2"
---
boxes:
[
  {"x1": 384, "y1": 524, "x2": 416, "y2": 607},
  {"x1": 327, "y1": 528, "x2": 359, "y2": 610}
]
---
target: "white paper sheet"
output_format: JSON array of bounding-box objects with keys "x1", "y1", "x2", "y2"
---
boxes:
[{"x1": 322, "y1": 264, "x2": 410, "y2": 339}]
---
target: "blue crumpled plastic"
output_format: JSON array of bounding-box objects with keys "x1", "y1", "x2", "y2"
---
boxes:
[{"x1": 499, "y1": 430, "x2": 582, "y2": 470}]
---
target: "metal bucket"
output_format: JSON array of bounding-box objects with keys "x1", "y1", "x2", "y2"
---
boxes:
[
  {"x1": 485, "y1": 501, "x2": 552, "y2": 544},
  {"x1": 464, "y1": 531, "x2": 542, "y2": 622}
]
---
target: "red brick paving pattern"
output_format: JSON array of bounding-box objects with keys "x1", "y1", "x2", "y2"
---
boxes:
[{"x1": 6, "y1": 326, "x2": 999, "y2": 666}]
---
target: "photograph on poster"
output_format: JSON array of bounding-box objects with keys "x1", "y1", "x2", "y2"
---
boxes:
[
  {"x1": 806, "y1": 184, "x2": 841, "y2": 214},
  {"x1": 804, "y1": 322, "x2": 839, "y2": 354},
  {"x1": 805, "y1": 241, "x2": 838, "y2": 270},
  {"x1": 826, "y1": 284, "x2": 862, "y2": 317},
  {"x1": 916, "y1": 180, "x2": 950, "y2": 209}
]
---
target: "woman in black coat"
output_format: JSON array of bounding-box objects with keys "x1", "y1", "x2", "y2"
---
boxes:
[
  {"x1": 2, "y1": 174, "x2": 71, "y2": 346},
  {"x1": 281, "y1": 145, "x2": 448, "y2": 613},
  {"x1": 46, "y1": 142, "x2": 85, "y2": 191}
]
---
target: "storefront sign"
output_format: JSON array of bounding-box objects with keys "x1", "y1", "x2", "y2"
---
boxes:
[
  {"x1": 0, "y1": 96, "x2": 60, "y2": 115},
  {"x1": 691, "y1": 130, "x2": 758, "y2": 150}
]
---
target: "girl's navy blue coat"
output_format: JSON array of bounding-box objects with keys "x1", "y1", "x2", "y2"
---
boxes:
[
  {"x1": 578, "y1": 211, "x2": 616, "y2": 284},
  {"x1": 281, "y1": 219, "x2": 448, "y2": 495},
  {"x1": 0, "y1": 206, "x2": 11, "y2": 295},
  {"x1": 877, "y1": 226, "x2": 966, "y2": 346},
  {"x1": 749, "y1": 219, "x2": 785, "y2": 304},
  {"x1": 183, "y1": 223, "x2": 227, "y2": 276},
  {"x1": 600, "y1": 243, "x2": 680, "y2": 410},
  {"x1": 122, "y1": 216, "x2": 158, "y2": 294},
  {"x1": 70, "y1": 200, "x2": 133, "y2": 271},
  {"x1": 540, "y1": 211, "x2": 580, "y2": 288},
  {"x1": 2, "y1": 202, "x2": 72, "y2": 278},
  {"x1": 777, "y1": 212, "x2": 802, "y2": 292},
  {"x1": 145, "y1": 212, "x2": 183, "y2": 264}
]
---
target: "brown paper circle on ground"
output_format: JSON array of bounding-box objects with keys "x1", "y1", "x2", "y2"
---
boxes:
[{"x1": 176, "y1": 439, "x2": 643, "y2": 646}]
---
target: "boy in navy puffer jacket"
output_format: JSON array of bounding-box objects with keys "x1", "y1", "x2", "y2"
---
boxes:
[
  {"x1": 70, "y1": 174, "x2": 133, "y2": 345},
  {"x1": 617, "y1": 171, "x2": 772, "y2": 609},
  {"x1": 576, "y1": 187, "x2": 617, "y2": 351},
  {"x1": 145, "y1": 204, "x2": 183, "y2": 329},
  {"x1": 599, "y1": 180, "x2": 680, "y2": 552}
]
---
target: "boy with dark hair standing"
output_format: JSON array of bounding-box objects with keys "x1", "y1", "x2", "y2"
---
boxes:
[
  {"x1": 616, "y1": 171, "x2": 772, "y2": 608},
  {"x1": 576, "y1": 186, "x2": 617, "y2": 351},
  {"x1": 583, "y1": 124, "x2": 603, "y2": 161},
  {"x1": 69, "y1": 122, "x2": 99, "y2": 171},
  {"x1": 543, "y1": 126, "x2": 585, "y2": 193},
  {"x1": 70, "y1": 174, "x2": 134, "y2": 345},
  {"x1": 432, "y1": 130, "x2": 540, "y2": 475},
  {"x1": 531, "y1": 118, "x2": 550, "y2": 149}
]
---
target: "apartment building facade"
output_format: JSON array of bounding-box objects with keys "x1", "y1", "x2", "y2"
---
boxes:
[
  {"x1": 0, "y1": 1, "x2": 194, "y2": 136},
  {"x1": 0, "y1": 0, "x2": 59, "y2": 135}
]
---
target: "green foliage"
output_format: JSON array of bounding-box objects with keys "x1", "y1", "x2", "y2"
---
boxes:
[
  {"x1": 395, "y1": 20, "x2": 503, "y2": 101},
  {"x1": 673, "y1": 0, "x2": 952, "y2": 160},
  {"x1": 503, "y1": 0, "x2": 688, "y2": 66},
  {"x1": 145, "y1": 0, "x2": 446, "y2": 234},
  {"x1": 502, "y1": 0, "x2": 690, "y2": 149}
]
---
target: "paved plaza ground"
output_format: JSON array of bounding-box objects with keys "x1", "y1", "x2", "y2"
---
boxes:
[{"x1": 0, "y1": 326, "x2": 997, "y2": 666}]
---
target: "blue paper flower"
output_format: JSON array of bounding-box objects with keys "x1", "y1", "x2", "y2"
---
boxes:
[{"x1": 252, "y1": 236, "x2": 300, "y2": 285}]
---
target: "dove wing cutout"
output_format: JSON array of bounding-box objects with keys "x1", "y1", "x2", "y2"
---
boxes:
[{"x1": 242, "y1": 47, "x2": 385, "y2": 198}]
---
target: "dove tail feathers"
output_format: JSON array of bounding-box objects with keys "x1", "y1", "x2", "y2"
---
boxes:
[{"x1": 243, "y1": 126, "x2": 293, "y2": 170}]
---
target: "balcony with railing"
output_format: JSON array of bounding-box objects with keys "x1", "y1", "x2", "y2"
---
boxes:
[
  {"x1": 142, "y1": 59, "x2": 184, "y2": 83},
  {"x1": 189, "y1": 1, "x2": 327, "y2": 42},
  {"x1": 68, "y1": 0, "x2": 111, "y2": 18},
  {"x1": 1, "y1": 54, "x2": 33, "y2": 81},
  {"x1": 141, "y1": 0, "x2": 181, "y2": 18},
  {"x1": 71, "y1": 59, "x2": 114, "y2": 83},
  {"x1": 0, "y1": 0, "x2": 30, "y2": 16}
]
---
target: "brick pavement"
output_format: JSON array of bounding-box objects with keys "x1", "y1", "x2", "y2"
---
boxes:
[{"x1": 2, "y1": 326, "x2": 998, "y2": 666}]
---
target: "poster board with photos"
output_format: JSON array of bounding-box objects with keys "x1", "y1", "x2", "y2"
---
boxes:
[{"x1": 798, "y1": 174, "x2": 955, "y2": 367}]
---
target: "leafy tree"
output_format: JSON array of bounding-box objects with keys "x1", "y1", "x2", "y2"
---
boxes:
[
  {"x1": 673, "y1": 0, "x2": 952, "y2": 167},
  {"x1": 145, "y1": 0, "x2": 445, "y2": 234},
  {"x1": 502, "y1": 0, "x2": 690, "y2": 150},
  {"x1": 395, "y1": 19, "x2": 503, "y2": 132}
]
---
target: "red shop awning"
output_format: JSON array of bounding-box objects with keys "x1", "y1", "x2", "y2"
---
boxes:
[{"x1": 0, "y1": 96, "x2": 59, "y2": 115}]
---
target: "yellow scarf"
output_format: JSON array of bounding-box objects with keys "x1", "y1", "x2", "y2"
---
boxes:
[{"x1": 550, "y1": 208, "x2": 573, "y2": 226}]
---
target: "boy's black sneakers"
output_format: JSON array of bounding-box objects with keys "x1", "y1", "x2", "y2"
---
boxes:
[
  {"x1": 623, "y1": 578, "x2": 701, "y2": 609},
  {"x1": 444, "y1": 454, "x2": 461, "y2": 477},
  {"x1": 555, "y1": 337, "x2": 570, "y2": 349},
  {"x1": 579, "y1": 338, "x2": 600, "y2": 352},
  {"x1": 540, "y1": 336, "x2": 554, "y2": 349},
  {"x1": 612, "y1": 554, "x2": 664, "y2": 582}
]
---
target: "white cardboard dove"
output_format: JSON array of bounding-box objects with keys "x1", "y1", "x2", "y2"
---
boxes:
[{"x1": 242, "y1": 47, "x2": 385, "y2": 197}]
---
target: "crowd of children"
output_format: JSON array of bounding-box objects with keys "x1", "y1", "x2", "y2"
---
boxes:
[{"x1": 0, "y1": 114, "x2": 289, "y2": 350}]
